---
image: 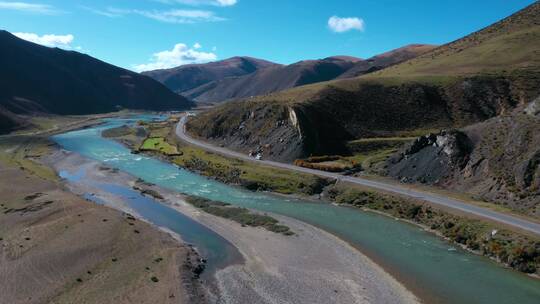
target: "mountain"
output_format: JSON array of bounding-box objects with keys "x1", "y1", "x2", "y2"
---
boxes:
[
  {"x1": 182, "y1": 56, "x2": 362, "y2": 103},
  {"x1": 181, "y1": 46, "x2": 435, "y2": 104},
  {"x1": 142, "y1": 57, "x2": 278, "y2": 95},
  {"x1": 146, "y1": 45, "x2": 433, "y2": 105},
  {"x1": 0, "y1": 30, "x2": 192, "y2": 133},
  {"x1": 187, "y1": 2, "x2": 540, "y2": 162},
  {"x1": 337, "y1": 44, "x2": 437, "y2": 78},
  {"x1": 384, "y1": 96, "x2": 540, "y2": 217}
]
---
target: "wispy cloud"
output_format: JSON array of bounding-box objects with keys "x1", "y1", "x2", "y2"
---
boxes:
[
  {"x1": 133, "y1": 9, "x2": 225, "y2": 23},
  {"x1": 0, "y1": 1, "x2": 62, "y2": 14},
  {"x1": 157, "y1": 0, "x2": 237, "y2": 7},
  {"x1": 13, "y1": 32, "x2": 78, "y2": 49},
  {"x1": 88, "y1": 7, "x2": 225, "y2": 24},
  {"x1": 328, "y1": 16, "x2": 365, "y2": 33},
  {"x1": 134, "y1": 43, "x2": 217, "y2": 72},
  {"x1": 80, "y1": 6, "x2": 122, "y2": 18}
]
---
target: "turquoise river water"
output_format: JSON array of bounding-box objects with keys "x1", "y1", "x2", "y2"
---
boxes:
[{"x1": 52, "y1": 116, "x2": 540, "y2": 304}]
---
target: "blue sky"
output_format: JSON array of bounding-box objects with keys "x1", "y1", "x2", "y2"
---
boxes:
[{"x1": 0, "y1": 0, "x2": 535, "y2": 71}]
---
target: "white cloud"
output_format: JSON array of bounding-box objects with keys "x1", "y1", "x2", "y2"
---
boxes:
[
  {"x1": 134, "y1": 43, "x2": 217, "y2": 72},
  {"x1": 14, "y1": 32, "x2": 75, "y2": 49},
  {"x1": 158, "y1": 0, "x2": 237, "y2": 6},
  {"x1": 216, "y1": 0, "x2": 236, "y2": 6},
  {"x1": 328, "y1": 16, "x2": 365, "y2": 33},
  {"x1": 193, "y1": 42, "x2": 202, "y2": 49},
  {"x1": 97, "y1": 8, "x2": 225, "y2": 23},
  {"x1": 0, "y1": 1, "x2": 61, "y2": 14}
]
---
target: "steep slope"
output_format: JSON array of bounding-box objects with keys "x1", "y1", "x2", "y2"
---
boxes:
[
  {"x1": 188, "y1": 2, "x2": 540, "y2": 162},
  {"x1": 385, "y1": 97, "x2": 540, "y2": 217},
  {"x1": 337, "y1": 44, "x2": 437, "y2": 78},
  {"x1": 0, "y1": 30, "x2": 192, "y2": 132},
  {"x1": 181, "y1": 56, "x2": 360, "y2": 103},
  {"x1": 142, "y1": 56, "x2": 278, "y2": 94}
]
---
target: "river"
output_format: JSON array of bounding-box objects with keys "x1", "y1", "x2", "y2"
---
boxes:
[{"x1": 52, "y1": 116, "x2": 540, "y2": 304}]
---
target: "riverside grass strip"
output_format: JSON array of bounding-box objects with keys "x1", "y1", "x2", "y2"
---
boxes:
[{"x1": 185, "y1": 196, "x2": 294, "y2": 236}]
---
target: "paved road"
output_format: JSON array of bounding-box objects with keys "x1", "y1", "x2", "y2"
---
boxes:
[{"x1": 177, "y1": 116, "x2": 540, "y2": 235}]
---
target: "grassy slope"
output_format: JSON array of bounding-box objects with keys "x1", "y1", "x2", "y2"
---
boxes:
[
  {"x1": 371, "y1": 6, "x2": 540, "y2": 77},
  {"x1": 0, "y1": 31, "x2": 191, "y2": 115}
]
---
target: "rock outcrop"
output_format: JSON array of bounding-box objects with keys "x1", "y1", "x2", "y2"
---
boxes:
[
  {"x1": 387, "y1": 130, "x2": 472, "y2": 184},
  {"x1": 384, "y1": 100, "x2": 540, "y2": 217}
]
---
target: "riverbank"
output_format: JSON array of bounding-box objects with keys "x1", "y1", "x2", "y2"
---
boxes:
[
  {"x1": 48, "y1": 148, "x2": 419, "y2": 304},
  {"x1": 325, "y1": 183, "x2": 540, "y2": 276},
  {"x1": 44, "y1": 150, "x2": 220, "y2": 302},
  {"x1": 0, "y1": 153, "x2": 204, "y2": 304}
]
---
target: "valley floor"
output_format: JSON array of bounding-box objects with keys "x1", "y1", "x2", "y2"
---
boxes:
[{"x1": 48, "y1": 146, "x2": 418, "y2": 304}]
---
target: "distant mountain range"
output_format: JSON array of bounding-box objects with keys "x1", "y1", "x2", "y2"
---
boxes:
[
  {"x1": 0, "y1": 30, "x2": 192, "y2": 134},
  {"x1": 142, "y1": 56, "x2": 277, "y2": 95},
  {"x1": 187, "y1": 2, "x2": 540, "y2": 162},
  {"x1": 144, "y1": 44, "x2": 436, "y2": 104},
  {"x1": 336, "y1": 44, "x2": 437, "y2": 79}
]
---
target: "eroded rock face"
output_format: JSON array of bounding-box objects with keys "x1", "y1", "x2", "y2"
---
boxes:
[
  {"x1": 385, "y1": 103, "x2": 540, "y2": 217},
  {"x1": 187, "y1": 101, "x2": 307, "y2": 162},
  {"x1": 524, "y1": 96, "x2": 540, "y2": 116},
  {"x1": 387, "y1": 130, "x2": 472, "y2": 184}
]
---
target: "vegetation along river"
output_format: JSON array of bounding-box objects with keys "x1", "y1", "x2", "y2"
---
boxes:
[{"x1": 52, "y1": 116, "x2": 540, "y2": 304}]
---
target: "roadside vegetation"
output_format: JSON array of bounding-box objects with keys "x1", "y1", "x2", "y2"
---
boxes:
[
  {"x1": 171, "y1": 145, "x2": 329, "y2": 194},
  {"x1": 294, "y1": 155, "x2": 360, "y2": 172},
  {"x1": 185, "y1": 196, "x2": 294, "y2": 235},
  {"x1": 294, "y1": 137, "x2": 412, "y2": 174}
]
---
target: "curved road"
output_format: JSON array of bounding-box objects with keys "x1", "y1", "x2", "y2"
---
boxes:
[{"x1": 177, "y1": 116, "x2": 540, "y2": 236}]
